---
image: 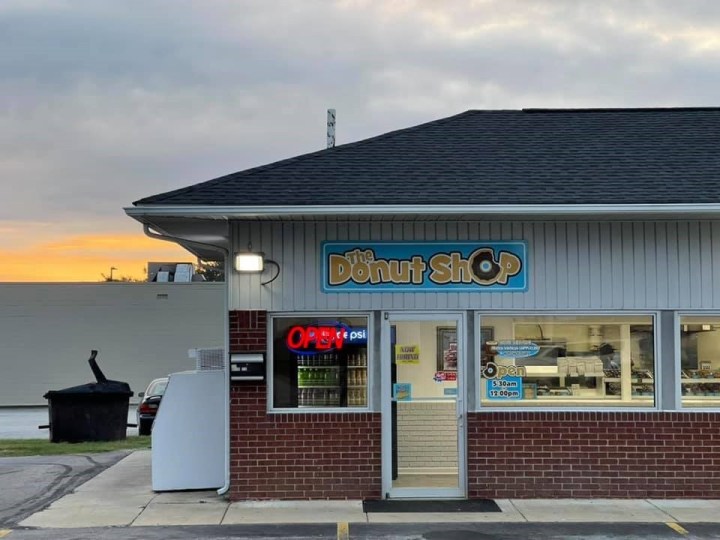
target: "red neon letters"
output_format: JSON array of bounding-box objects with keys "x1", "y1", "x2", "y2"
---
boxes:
[{"x1": 286, "y1": 326, "x2": 345, "y2": 351}]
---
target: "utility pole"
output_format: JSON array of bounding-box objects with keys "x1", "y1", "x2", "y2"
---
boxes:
[
  {"x1": 327, "y1": 109, "x2": 336, "y2": 148},
  {"x1": 109, "y1": 267, "x2": 117, "y2": 282}
]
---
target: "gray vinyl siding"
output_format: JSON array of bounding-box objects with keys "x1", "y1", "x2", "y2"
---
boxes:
[{"x1": 230, "y1": 220, "x2": 720, "y2": 312}]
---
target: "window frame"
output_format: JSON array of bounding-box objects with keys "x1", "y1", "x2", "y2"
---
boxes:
[
  {"x1": 675, "y1": 312, "x2": 720, "y2": 412},
  {"x1": 473, "y1": 310, "x2": 661, "y2": 413},
  {"x1": 267, "y1": 311, "x2": 374, "y2": 414}
]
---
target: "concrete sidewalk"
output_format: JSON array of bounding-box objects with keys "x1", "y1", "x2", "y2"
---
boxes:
[{"x1": 18, "y1": 451, "x2": 720, "y2": 528}]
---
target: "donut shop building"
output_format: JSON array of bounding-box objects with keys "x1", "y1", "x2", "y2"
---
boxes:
[{"x1": 127, "y1": 108, "x2": 720, "y2": 500}]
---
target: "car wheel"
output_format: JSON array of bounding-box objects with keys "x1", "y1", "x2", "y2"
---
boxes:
[{"x1": 138, "y1": 419, "x2": 153, "y2": 436}]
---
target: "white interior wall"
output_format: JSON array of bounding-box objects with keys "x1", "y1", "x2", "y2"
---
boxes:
[
  {"x1": 395, "y1": 321, "x2": 456, "y2": 398},
  {"x1": 0, "y1": 283, "x2": 225, "y2": 406},
  {"x1": 397, "y1": 401, "x2": 457, "y2": 471}
]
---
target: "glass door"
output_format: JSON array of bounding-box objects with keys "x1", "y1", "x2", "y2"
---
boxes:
[{"x1": 381, "y1": 312, "x2": 466, "y2": 499}]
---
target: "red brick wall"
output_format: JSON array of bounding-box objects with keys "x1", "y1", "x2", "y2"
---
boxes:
[
  {"x1": 229, "y1": 310, "x2": 267, "y2": 352},
  {"x1": 229, "y1": 311, "x2": 720, "y2": 499},
  {"x1": 469, "y1": 411, "x2": 720, "y2": 499},
  {"x1": 228, "y1": 310, "x2": 382, "y2": 500}
]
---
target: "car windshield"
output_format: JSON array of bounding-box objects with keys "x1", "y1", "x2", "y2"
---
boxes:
[{"x1": 146, "y1": 380, "x2": 168, "y2": 397}]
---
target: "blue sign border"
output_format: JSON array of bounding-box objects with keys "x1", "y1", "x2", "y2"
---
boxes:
[{"x1": 321, "y1": 241, "x2": 528, "y2": 293}]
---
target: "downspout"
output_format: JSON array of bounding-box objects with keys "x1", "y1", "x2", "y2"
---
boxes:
[{"x1": 142, "y1": 224, "x2": 233, "y2": 497}]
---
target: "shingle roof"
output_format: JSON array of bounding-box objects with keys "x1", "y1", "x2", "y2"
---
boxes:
[{"x1": 134, "y1": 108, "x2": 720, "y2": 207}]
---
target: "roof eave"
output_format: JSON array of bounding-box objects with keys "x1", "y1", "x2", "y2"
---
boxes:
[{"x1": 125, "y1": 203, "x2": 720, "y2": 220}]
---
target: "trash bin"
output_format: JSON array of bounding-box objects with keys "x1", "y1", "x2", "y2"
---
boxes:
[{"x1": 43, "y1": 350, "x2": 133, "y2": 443}]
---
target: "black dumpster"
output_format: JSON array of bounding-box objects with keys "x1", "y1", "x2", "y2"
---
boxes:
[{"x1": 43, "y1": 350, "x2": 133, "y2": 443}]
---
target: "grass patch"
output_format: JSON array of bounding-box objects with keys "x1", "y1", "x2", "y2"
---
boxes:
[{"x1": 0, "y1": 436, "x2": 151, "y2": 457}]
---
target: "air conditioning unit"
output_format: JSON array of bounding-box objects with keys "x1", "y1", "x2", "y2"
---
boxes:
[{"x1": 191, "y1": 347, "x2": 225, "y2": 371}]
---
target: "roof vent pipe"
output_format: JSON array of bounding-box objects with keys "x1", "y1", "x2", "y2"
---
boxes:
[{"x1": 327, "y1": 108, "x2": 336, "y2": 148}]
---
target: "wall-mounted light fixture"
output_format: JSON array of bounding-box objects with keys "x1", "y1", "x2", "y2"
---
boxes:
[
  {"x1": 235, "y1": 252, "x2": 264, "y2": 273},
  {"x1": 234, "y1": 244, "x2": 280, "y2": 285}
]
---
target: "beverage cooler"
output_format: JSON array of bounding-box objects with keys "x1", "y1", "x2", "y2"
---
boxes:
[
  {"x1": 273, "y1": 317, "x2": 369, "y2": 409},
  {"x1": 295, "y1": 347, "x2": 368, "y2": 408}
]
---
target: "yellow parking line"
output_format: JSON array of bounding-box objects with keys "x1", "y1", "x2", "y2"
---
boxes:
[
  {"x1": 337, "y1": 521, "x2": 349, "y2": 540},
  {"x1": 666, "y1": 522, "x2": 688, "y2": 535},
  {"x1": 0, "y1": 529, "x2": 11, "y2": 538}
]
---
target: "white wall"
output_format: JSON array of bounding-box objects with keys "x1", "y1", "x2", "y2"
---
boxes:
[
  {"x1": 0, "y1": 283, "x2": 225, "y2": 406},
  {"x1": 397, "y1": 401, "x2": 457, "y2": 472},
  {"x1": 395, "y1": 321, "x2": 456, "y2": 398}
]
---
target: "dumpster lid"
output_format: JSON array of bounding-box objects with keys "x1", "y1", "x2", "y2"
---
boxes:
[{"x1": 44, "y1": 350, "x2": 133, "y2": 398}]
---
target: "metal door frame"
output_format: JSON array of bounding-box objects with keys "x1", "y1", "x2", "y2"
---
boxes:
[{"x1": 381, "y1": 311, "x2": 467, "y2": 499}]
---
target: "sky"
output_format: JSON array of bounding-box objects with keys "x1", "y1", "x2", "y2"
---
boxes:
[{"x1": 2, "y1": 0, "x2": 720, "y2": 281}]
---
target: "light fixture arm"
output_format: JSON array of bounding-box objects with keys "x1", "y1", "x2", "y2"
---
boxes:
[{"x1": 261, "y1": 259, "x2": 280, "y2": 286}]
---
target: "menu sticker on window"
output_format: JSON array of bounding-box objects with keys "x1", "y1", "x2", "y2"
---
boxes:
[
  {"x1": 434, "y1": 371, "x2": 457, "y2": 382},
  {"x1": 393, "y1": 383, "x2": 412, "y2": 401},
  {"x1": 486, "y1": 376, "x2": 523, "y2": 400},
  {"x1": 495, "y1": 341, "x2": 540, "y2": 358}
]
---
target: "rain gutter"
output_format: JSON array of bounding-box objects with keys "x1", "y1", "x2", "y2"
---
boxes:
[
  {"x1": 142, "y1": 224, "x2": 233, "y2": 497},
  {"x1": 126, "y1": 203, "x2": 720, "y2": 218}
]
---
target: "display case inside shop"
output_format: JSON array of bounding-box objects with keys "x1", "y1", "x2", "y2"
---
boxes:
[
  {"x1": 479, "y1": 316, "x2": 655, "y2": 407},
  {"x1": 272, "y1": 316, "x2": 369, "y2": 409},
  {"x1": 680, "y1": 316, "x2": 720, "y2": 407}
]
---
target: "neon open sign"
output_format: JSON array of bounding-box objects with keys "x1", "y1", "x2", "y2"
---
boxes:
[{"x1": 286, "y1": 324, "x2": 347, "y2": 354}]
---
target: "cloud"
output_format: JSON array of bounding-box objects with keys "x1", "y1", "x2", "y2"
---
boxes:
[
  {"x1": 0, "y1": 231, "x2": 189, "y2": 282},
  {"x1": 1, "y1": 1, "x2": 720, "y2": 278}
]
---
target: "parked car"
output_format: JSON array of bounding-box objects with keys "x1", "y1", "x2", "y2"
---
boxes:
[{"x1": 136, "y1": 377, "x2": 168, "y2": 436}]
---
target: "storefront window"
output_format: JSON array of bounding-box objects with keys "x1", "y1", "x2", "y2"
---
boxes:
[
  {"x1": 479, "y1": 315, "x2": 655, "y2": 408},
  {"x1": 680, "y1": 316, "x2": 720, "y2": 408},
  {"x1": 272, "y1": 316, "x2": 369, "y2": 409}
]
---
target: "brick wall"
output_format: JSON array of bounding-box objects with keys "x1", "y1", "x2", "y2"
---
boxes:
[
  {"x1": 229, "y1": 310, "x2": 267, "y2": 352},
  {"x1": 228, "y1": 310, "x2": 382, "y2": 500},
  {"x1": 469, "y1": 412, "x2": 720, "y2": 499}
]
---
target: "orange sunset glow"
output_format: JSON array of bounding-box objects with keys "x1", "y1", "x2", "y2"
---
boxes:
[{"x1": 0, "y1": 233, "x2": 192, "y2": 282}]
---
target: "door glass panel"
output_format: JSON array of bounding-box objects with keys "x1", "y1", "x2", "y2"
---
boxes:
[{"x1": 391, "y1": 319, "x2": 459, "y2": 490}]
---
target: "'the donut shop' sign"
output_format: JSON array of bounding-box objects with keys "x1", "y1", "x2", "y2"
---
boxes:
[{"x1": 321, "y1": 242, "x2": 527, "y2": 292}]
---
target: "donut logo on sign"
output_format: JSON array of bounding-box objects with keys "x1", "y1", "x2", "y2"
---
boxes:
[{"x1": 468, "y1": 248, "x2": 522, "y2": 286}]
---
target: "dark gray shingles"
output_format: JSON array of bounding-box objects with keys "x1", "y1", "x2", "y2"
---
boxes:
[{"x1": 134, "y1": 108, "x2": 720, "y2": 206}]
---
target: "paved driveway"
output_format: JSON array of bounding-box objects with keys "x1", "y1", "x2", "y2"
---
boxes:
[{"x1": 0, "y1": 451, "x2": 129, "y2": 527}]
